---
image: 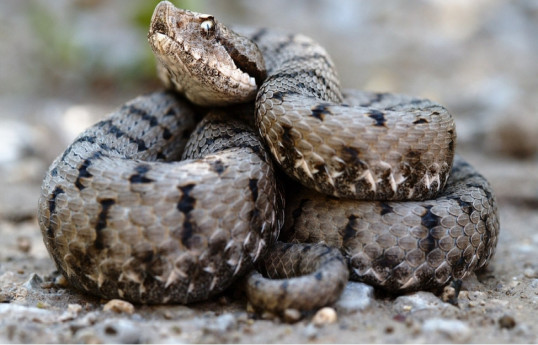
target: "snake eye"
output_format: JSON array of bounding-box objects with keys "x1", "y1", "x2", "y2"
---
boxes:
[
  {"x1": 199, "y1": 15, "x2": 215, "y2": 36},
  {"x1": 200, "y1": 19, "x2": 215, "y2": 35}
]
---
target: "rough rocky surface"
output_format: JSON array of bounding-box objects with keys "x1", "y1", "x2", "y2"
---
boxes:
[{"x1": 0, "y1": 0, "x2": 537, "y2": 343}]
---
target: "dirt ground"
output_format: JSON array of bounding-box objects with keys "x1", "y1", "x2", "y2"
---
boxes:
[{"x1": 1, "y1": 1, "x2": 537, "y2": 343}]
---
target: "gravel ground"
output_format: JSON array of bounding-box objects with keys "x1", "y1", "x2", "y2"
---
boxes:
[{"x1": 1, "y1": 1, "x2": 537, "y2": 343}]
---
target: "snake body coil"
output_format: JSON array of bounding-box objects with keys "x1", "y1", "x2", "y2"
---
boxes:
[{"x1": 38, "y1": 1, "x2": 499, "y2": 312}]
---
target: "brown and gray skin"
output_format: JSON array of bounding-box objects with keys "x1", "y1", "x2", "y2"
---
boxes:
[
  {"x1": 39, "y1": 1, "x2": 500, "y2": 313},
  {"x1": 38, "y1": 92, "x2": 284, "y2": 304}
]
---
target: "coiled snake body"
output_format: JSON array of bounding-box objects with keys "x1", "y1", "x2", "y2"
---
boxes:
[{"x1": 38, "y1": 1, "x2": 499, "y2": 313}]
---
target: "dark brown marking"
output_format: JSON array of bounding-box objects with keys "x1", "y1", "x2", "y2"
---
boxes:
[
  {"x1": 342, "y1": 215, "x2": 358, "y2": 242},
  {"x1": 281, "y1": 124, "x2": 294, "y2": 147},
  {"x1": 162, "y1": 127, "x2": 172, "y2": 140},
  {"x1": 177, "y1": 184, "x2": 196, "y2": 214},
  {"x1": 210, "y1": 159, "x2": 226, "y2": 175},
  {"x1": 75, "y1": 158, "x2": 94, "y2": 190},
  {"x1": 448, "y1": 129, "x2": 455, "y2": 152},
  {"x1": 367, "y1": 109, "x2": 386, "y2": 127},
  {"x1": 95, "y1": 198, "x2": 115, "y2": 250},
  {"x1": 311, "y1": 103, "x2": 331, "y2": 121},
  {"x1": 125, "y1": 104, "x2": 159, "y2": 127},
  {"x1": 177, "y1": 184, "x2": 197, "y2": 248},
  {"x1": 341, "y1": 146, "x2": 367, "y2": 169},
  {"x1": 248, "y1": 179, "x2": 259, "y2": 201},
  {"x1": 421, "y1": 205, "x2": 440, "y2": 229},
  {"x1": 420, "y1": 205, "x2": 439, "y2": 253},
  {"x1": 48, "y1": 186, "x2": 65, "y2": 216},
  {"x1": 413, "y1": 118, "x2": 428, "y2": 124},
  {"x1": 379, "y1": 202, "x2": 393, "y2": 216},
  {"x1": 129, "y1": 164, "x2": 154, "y2": 184}
]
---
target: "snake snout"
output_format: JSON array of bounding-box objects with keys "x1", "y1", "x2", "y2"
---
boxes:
[{"x1": 149, "y1": 1, "x2": 175, "y2": 37}]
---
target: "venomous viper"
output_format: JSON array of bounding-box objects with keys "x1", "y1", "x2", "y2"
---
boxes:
[{"x1": 38, "y1": 1, "x2": 499, "y2": 314}]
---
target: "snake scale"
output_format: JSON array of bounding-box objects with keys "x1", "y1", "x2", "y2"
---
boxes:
[{"x1": 38, "y1": 1, "x2": 499, "y2": 314}]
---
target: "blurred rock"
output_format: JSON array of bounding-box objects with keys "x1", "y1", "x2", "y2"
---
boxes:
[
  {"x1": 335, "y1": 282, "x2": 374, "y2": 313},
  {"x1": 486, "y1": 110, "x2": 538, "y2": 159},
  {"x1": 393, "y1": 292, "x2": 455, "y2": 314},
  {"x1": 422, "y1": 318, "x2": 471, "y2": 342}
]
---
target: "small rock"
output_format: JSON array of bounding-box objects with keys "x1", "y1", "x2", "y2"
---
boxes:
[
  {"x1": 335, "y1": 282, "x2": 374, "y2": 312},
  {"x1": 68, "y1": 303, "x2": 83, "y2": 314},
  {"x1": 201, "y1": 313, "x2": 237, "y2": 333},
  {"x1": 490, "y1": 299, "x2": 510, "y2": 307},
  {"x1": 0, "y1": 292, "x2": 12, "y2": 303},
  {"x1": 16, "y1": 236, "x2": 31, "y2": 253},
  {"x1": 77, "y1": 319, "x2": 142, "y2": 344},
  {"x1": 530, "y1": 279, "x2": 538, "y2": 289},
  {"x1": 54, "y1": 275, "x2": 69, "y2": 287},
  {"x1": 509, "y1": 279, "x2": 520, "y2": 288},
  {"x1": 312, "y1": 307, "x2": 337, "y2": 326},
  {"x1": 523, "y1": 268, "x2": 536, "y2": 278},
  {"x1": 394, "y1": 292, "x2": 452, "y2": 314},
  {"x1": 422, "y1": 318, "x2": 471, "y2": 342},
  {"x1": 210, "y1": 313, "x2": 236, "y2": 332},
  {"x1": 102, "y1": 299, "x2": 135, "y2": 314},
  {"x1": 59, "y1": 303, "x2": 83, "y2": 322},
  {"x1": 487, "y1": 112, "x2": 538, "y2": 159},
  {"x1": 283, "y1": 308, "x2": 302, "y2": 323},
  {"x1": 302, "y1": 323, "x2": 318, "y2": 340},
  {"x1": 498, "y1": 315, "x2": 516, "y2": 329},
  {"x1": 22, "y1": 273, "x2": 43, "y2": 290},
  {"x1": 245, "y1": 302, "x2": 255, "y2": 314},
  {"x1": 441, "y1": 280, "x2": 462, "y2": 305}
]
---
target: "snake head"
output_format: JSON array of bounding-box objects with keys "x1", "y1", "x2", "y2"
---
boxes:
[{"x1": 148, "y1": 1, "x2": 266, "y2": 107}]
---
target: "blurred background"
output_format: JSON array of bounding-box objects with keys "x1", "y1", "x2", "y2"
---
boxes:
[
  {"x1": 0, "y1": 0, "x2": 536, "y2": 233},
  {"x1": 0, "y1": 2, "x2": 537, "y2": 342}
]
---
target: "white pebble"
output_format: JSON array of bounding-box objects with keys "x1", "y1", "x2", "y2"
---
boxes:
[
  {"x1": 335, "y1": 282, "x2": 374, "y2": 312},
  {"x1": 422, "y1": 318, "x2": 471, "y2": 342},
  {"x1": 394, "y1": 292, "x2": 452, "y2": 313},
  {"x1": 312, "y1": 307, "x2": 337, "y2": 326},
  {"x1": 103, "y1": 299, "x2": 135, "y2": 314}
]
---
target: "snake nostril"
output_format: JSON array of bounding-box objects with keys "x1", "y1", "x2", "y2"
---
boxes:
[{"x1": 152, "y1": 21, "x2": 167, "y2": 35}]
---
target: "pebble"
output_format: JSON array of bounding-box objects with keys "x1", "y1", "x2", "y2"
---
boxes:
[
  {"x1": 422, "y1": 318, "x2": 471, "y2": 342},
  {"x1": 103, "y1": 299, "x2": 135, "y2": 314},
  {"x1": 498, "y1": 315, "x2": 516, "y2": 329},
  {"x1": 312, "y1": 307, "x2": 337, "y2": 326},
  {"x1": 441, "y1": 284, "x2": 459, "y2": 305},
  {"x1": 211, "y1": 313, "x2": 236, "y2": 332},
  {"x1": 334, "y1": 282, "x2": 374, "y2": 312},
  {"x1": 77, "y1": 319, "x2": 142, "y2": 344},
  {"x1": 0, "y1": 292, "x2": 11, "y2": 303},
  {"x1": 59, "y1": 303, "x2": 83, "y2": 322},
  {"x1": 523, "y1": 268, "x2": 536, "y2": 278},
  {"x1": 488, "y1": 113, "x2": 538, "y2": 159},
  {"x1": 393, "y1": 292, "x2": 452, "y2": 314},
  {"x1": 22, "y1": 273, "x2": 43, "y2": 290},
  {"x1": 16, "y1": 236, "x2": 31, "y2": 253},
  {"x1": 283, "y1": 308, "x2": 302, "y2": 323},
  {"x1": 530, "y1": 279, "x2": 538, "y2": 289},
  {"x1": 302, "y1": 323, "x2": 318, "y2": 340},
  {"x1": 68, "y1": 304, "x2": 83, "y2": 314},
  {"x1": 54, "y1": 275, "x2": 69, "y2": 287}
]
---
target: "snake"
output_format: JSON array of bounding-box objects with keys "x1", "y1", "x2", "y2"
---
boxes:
[{"x1": 37, "y1": 1, "x2": 500, "y2": 314}]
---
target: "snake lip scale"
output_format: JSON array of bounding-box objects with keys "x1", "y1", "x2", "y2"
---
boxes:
[{"x1": 38, "y1": 1, "x2": 499, "y2": 314}]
